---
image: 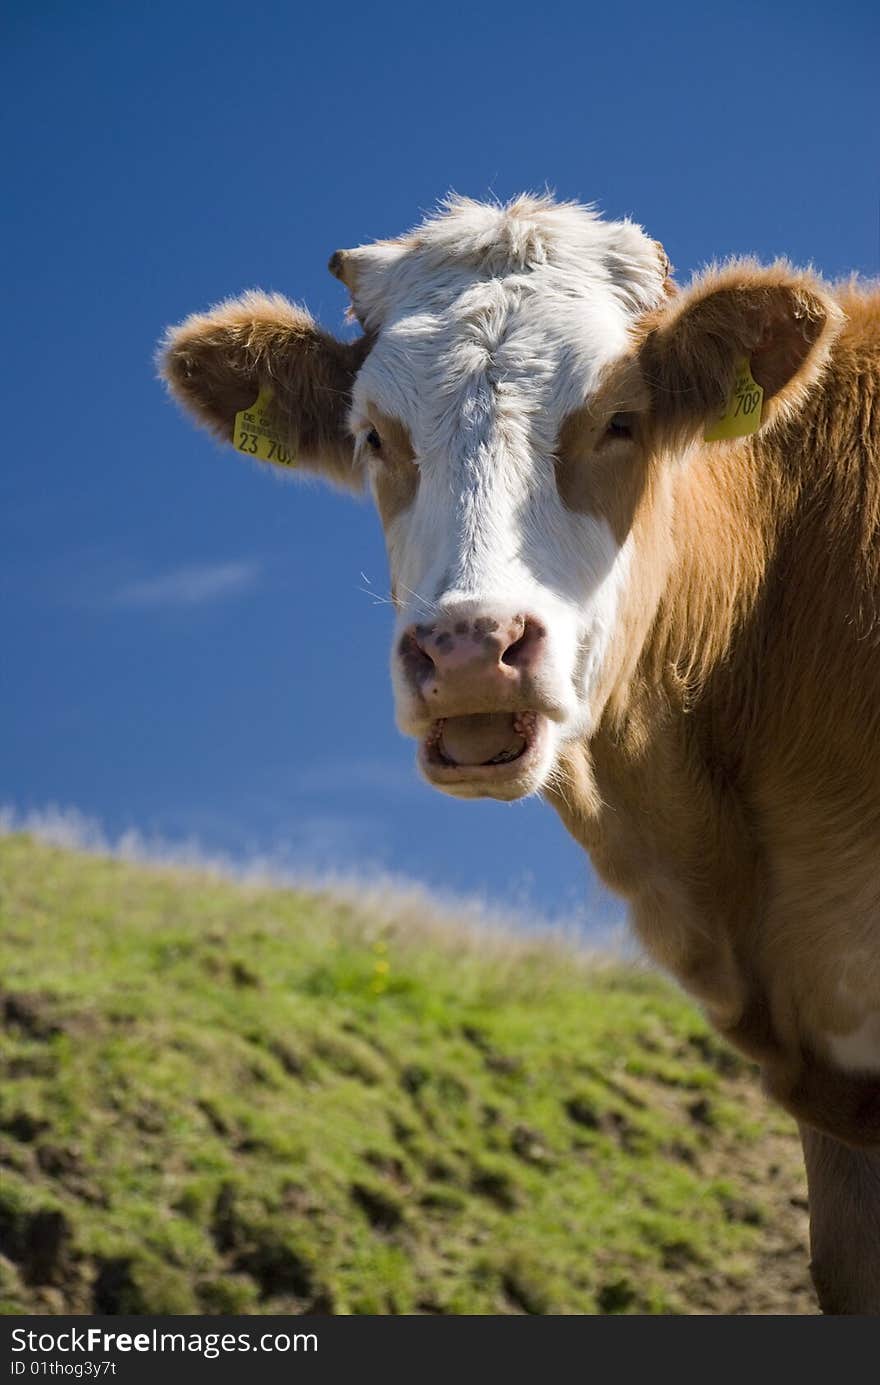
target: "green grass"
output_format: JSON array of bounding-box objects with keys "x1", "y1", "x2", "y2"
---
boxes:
[{"x1": 0, "y1": 834, "x2": 812, "y2": 1314}]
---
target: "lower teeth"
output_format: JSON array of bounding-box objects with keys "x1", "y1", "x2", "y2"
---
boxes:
[{"x1": 488, "y1": 747, "x2": 522, "y2": 764}]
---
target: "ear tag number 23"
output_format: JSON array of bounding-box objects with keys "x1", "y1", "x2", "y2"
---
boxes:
[
  {"x1": 704, "y1": 359, "x2": 764, "y2": 441},
  {"x1": 232, "y1": 387, "x2": 297, "y2": 466}
]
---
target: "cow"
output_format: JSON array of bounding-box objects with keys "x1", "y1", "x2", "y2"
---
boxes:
[{"x1": 159, "y1": 195, "x2": 880, "y2": 1314}]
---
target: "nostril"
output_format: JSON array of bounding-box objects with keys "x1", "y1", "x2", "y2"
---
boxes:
[
  {"x1": 399, "y1": 629, "x2": 436, "y2": 687},
  {"x1": 501, "y1": 616, "x2": 545, "y2": 670},
  {"x1": 501, "y1": 634, "x2": 526, "y2": 667}
]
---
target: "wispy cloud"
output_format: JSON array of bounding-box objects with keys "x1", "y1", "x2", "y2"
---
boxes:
[
  {"x1": 110, "y1": 561, "x2": 259, "y2": 609},
  {"x1": 288, "y1": 756, "x2": 422, "y2": 799}
]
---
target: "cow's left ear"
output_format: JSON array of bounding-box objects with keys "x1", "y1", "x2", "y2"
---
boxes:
[
  {"x1": 158, "y1": 291, "x2": 371, "y2": 490},
  {"x1": 637, "y1": 261, "x2": 844, "y2": 446}
]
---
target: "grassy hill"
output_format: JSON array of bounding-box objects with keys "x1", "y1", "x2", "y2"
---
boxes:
[{"x1": 0, "y1": 834, "x2": 813, "y2": 1315}]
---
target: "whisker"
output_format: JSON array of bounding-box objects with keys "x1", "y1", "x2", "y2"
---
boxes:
[
  {"x1": 356, "y1": 572, "x2": 395, "y2": 608},
  {"x1": 397, "y1": 583, "x2": 440, "y2": 617},
  {"x1": 356, "y1": 586, "x2": 394, "y2": 607}
]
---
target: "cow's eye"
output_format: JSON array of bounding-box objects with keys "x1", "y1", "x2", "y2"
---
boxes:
[
  {"x1": 606, "y1": 413, "x2": 634, "y2": 440},
  {"x1": 365, "y1": 428, "x2": 382, "y2": 452}
]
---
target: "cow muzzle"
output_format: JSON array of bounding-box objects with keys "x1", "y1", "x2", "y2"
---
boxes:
[{"x1": 395, "y1": 606, "x2": 560, "y2": 799}]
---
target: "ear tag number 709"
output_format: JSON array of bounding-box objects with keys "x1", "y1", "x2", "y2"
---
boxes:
[{"x1": 704, "y1": 359, "x2": 764, "y2": 441}]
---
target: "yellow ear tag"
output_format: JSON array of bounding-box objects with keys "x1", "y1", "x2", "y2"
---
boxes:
[
  {"x1": 704, "y1": 358, "x2": 764, "y2": 441},
  {"x1": 232, "y1": 386, "x2": 296, "y2": 466}
]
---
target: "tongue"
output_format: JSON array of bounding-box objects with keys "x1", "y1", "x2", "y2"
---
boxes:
[{"x1": 439, "y1": 712, "x2": 526, "y2": 767}]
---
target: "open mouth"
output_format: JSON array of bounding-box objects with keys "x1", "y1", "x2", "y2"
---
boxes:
[{"x1": 419, "y1": 710, "x2": 545, "y2": 788}]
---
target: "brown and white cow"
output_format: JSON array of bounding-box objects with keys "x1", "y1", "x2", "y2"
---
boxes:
[{"x1": 160, "y1": 195, "x2": 880, "y2": 1314}]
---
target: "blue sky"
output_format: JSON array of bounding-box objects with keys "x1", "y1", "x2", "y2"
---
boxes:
[{"x1": 3, "y1": 0, "x2": 878, "y2": 928}]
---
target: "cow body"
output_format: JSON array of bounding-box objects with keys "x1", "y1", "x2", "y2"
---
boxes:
[
  {"x1": 551, "y1": 287, "x2": 880, "y2": 1142},
  {"x1": 160, "y1": 198, "x2": 880, "y2": 1312}
]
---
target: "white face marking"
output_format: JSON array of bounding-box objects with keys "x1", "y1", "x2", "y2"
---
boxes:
[{"x1": 345, "y1": 197, "x2": 667, "y2": 793}]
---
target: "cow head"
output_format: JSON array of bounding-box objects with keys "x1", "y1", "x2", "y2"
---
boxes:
[{"x1": 160, "y1": 196, "x2": 839, "y2": 801}]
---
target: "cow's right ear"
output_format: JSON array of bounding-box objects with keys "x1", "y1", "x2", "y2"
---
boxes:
[{"x1": 158, "y1": 291, "x2": 371, "y2": 491}]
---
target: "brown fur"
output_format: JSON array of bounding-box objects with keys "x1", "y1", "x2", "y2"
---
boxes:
[
  {"x1": 549, "y1": 270, "x2": 880, "y2": 1112},
  {"x1": 545, "y1": 269, "x2": 880, "y2": 1311},
  {"x1": 158, "y1": 291, "x2": 371, "y2": 490},
  {"x1": 652, "y1": 240, "x2": 676, "y2": 300},
  {"x1": 159, "y1": 271, "x2": 880, "y2": 1145},
  {"x1": 159, "y1": 256, "x2": 880, "y2": 1311},
  {"x1": 554, "y1": 359, "x2": 652, "y2": 544},
  {"x1": 366, "y1": 407, "x2": 418, "y2": 528},
  {"x1": 800, "y1": 1124, "x2": 880, "y2": 1313},
  {"x1": 638, "y1": 260, "x2": 842, "y2": 447}
]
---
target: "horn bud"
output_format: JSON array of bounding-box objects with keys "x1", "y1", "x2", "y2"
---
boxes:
[{"x1": 328, "y1": 249, "x2": 355, "y2": 289}]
